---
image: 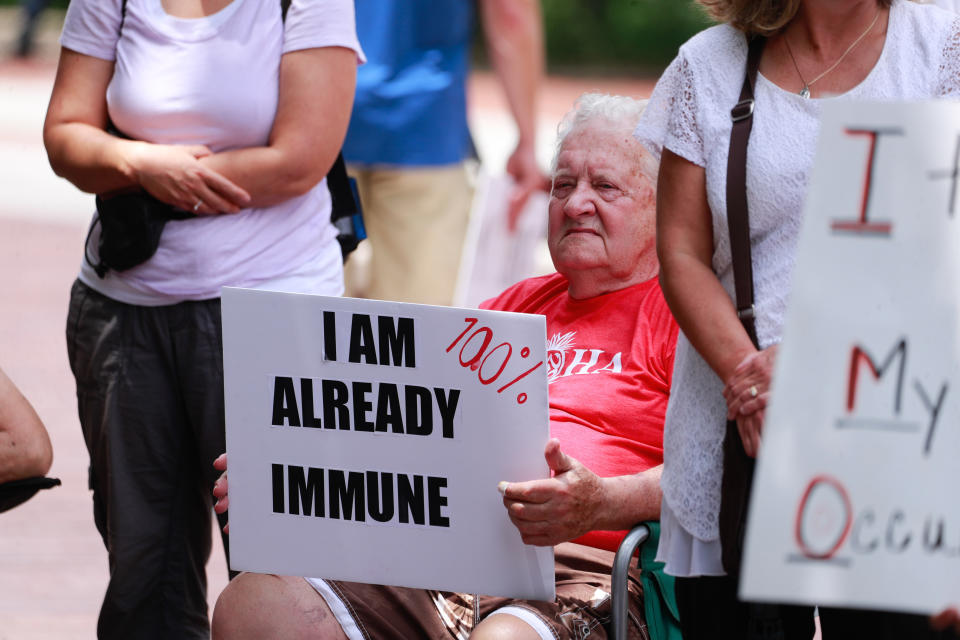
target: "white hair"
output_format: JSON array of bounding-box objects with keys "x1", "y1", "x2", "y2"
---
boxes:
[{"x1": 551, "y1": 93, "x2": 658, "y2": 183}]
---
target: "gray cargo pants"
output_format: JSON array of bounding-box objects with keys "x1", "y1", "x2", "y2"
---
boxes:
[{"x1": 66, "y1": 279, "x2": 230, "y2": 640}]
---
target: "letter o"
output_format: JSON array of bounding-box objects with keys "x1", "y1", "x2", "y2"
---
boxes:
[{"x1": 794, "y1": 475, "x2": 853, "y2": 560}]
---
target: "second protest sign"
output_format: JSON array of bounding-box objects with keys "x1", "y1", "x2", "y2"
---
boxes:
[{"x1": 740, "y1": 101, "x2": 960, "y2": 614}]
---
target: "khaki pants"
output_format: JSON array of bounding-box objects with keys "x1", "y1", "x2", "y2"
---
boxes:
[{"x1": 344, "y1": 163, "x2": 474, "y2": 306}]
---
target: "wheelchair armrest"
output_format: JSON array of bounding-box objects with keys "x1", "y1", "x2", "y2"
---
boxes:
[
  {"x1": 610, "y1": 522, "x2": 651, "y2": 640},
  {"x1": 0, "y1": 476, "x2": 61, "y2": 513}
]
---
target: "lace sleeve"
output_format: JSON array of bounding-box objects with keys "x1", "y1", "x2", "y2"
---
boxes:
[
  {"x1": 634, "y1": 51, "x2": 706, "y2": 167},
  {"x1": 937, "y1": 16, "x2": 960, "y2": 97}
]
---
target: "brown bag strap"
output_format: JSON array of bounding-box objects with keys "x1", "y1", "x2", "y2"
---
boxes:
[{"x1": 726, "y1": 35, "x2": 765, "y2": 350}]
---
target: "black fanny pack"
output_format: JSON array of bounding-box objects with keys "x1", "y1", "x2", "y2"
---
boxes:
[
  {"x1": 84, "y1": 191, "x2": 194, "y2": 278},
  {"x1": 85, "y1": 153, "x2": 364, "y2": 279}
]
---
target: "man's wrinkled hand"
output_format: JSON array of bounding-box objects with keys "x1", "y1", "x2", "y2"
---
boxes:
[{"x1": 499, "y1": 439, "x2": 603, "y2": 546}]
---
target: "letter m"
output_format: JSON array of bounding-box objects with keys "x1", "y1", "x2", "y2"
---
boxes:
[
  {"x1": 329, "y1": 470, "x2": 366, "y2": 521},
  {"x1": 288, "y1": 466, "x2": 325, "y2": 516},
  {"x1": 846, "y1": 338, "x2": 907, "y2": 414},
  {"x1": 379, "y1": 316, "x2": 416, "y2": 367}
]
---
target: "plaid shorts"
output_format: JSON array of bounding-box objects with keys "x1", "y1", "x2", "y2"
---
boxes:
[{"x1": 306, "y1": 542, "x2": 648, "y2": 640}]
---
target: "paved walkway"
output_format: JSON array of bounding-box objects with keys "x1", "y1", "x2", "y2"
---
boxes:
[{"x1": 0, "y1": 8, "x2": 656, "y2": 638}]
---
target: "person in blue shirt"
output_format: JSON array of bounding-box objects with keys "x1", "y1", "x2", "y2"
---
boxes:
[{"x1": 343, "y1": 0, "x2": 548, "y2": 306}]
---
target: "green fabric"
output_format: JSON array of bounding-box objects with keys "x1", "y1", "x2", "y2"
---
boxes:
[{"x1": 639, "y1": 522, "x2": 683, "y2": 640}]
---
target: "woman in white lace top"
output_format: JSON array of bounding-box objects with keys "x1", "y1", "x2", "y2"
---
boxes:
[{"x1": 634, "y1": 0, "x2": 960, "y2": 637}]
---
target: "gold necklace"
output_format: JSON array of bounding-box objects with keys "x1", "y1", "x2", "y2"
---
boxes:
[{"x1": 783, "y1": 8, "x2": 882, "y2": 98}]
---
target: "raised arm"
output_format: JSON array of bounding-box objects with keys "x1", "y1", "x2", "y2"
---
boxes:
[
  {"x1": 478, "y1": 0, "x2": 549, "y2": 228},
  {"x1": 657, "y1": 149, "x2": 770, "y2": 456},
  {"x1": 43, "y1": 49, "x2": 250, "y2": 215},
  {"x1": 500, "y1": 439, "x2": 661, "y2": 547},
  {"x1": 0, "y1": 368, "x2": 53, "y2": 484},
  {"x1": 198, "y1": 46, "x2": 357, "y2": 209}
]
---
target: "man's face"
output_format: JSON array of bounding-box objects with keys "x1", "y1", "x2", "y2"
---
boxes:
[{"x1": 547, "y1": 123, "x2": 657, "y2": 283}]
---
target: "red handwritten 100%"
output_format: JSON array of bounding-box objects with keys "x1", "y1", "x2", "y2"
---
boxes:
[{"x1": 446, "y1": 318, "x2": 544, "y2": 404}]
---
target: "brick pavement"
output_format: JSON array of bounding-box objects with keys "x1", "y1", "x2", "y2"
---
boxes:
[{"x1": 0, "y1": 7, "x2": 658, "y2": 638}]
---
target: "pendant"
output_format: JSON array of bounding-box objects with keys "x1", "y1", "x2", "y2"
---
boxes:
[{"x1": 799, "y1": 85, "x2": 811, "y2": 99}]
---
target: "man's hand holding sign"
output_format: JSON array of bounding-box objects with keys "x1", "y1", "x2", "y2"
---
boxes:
[
  {"x1": 212, "y1": 94, "x2": 677, "y2": 640},
  {"x1": 501, "y1": 439, "x2": 607, "y2": 547},
  {"x1": 502, "y1": 439, "x2": 663, "y2": 549}
]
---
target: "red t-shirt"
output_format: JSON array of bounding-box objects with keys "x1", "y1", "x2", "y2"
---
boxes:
[{"x1": 482, "y1": 273, "x2": 678, "y2": 551}]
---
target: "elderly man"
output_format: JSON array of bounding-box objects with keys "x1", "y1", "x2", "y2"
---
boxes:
[{"x1": 211, "y1": 93, "x2": 677, "y2": 640}]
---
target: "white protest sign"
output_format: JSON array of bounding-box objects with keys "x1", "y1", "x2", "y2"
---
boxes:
[
  {"x1": 741, "y1": 101, "x2": 960, "y2": 614},
  {"x1": 221, "y1": 289, "x2": 555, "y2": 600}
]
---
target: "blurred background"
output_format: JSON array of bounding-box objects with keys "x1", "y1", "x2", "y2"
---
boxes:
[{"x1": 0, "y1": 2, "x2": 710, "y2": 637}]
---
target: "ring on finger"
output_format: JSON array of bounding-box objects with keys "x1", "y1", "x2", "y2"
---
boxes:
[
  {"x1": 749, "y1": 385, "x2": 758, "y2": 398},
  {"x1": 192, "y1": 199, "x2": 203, "y2": 213}
]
